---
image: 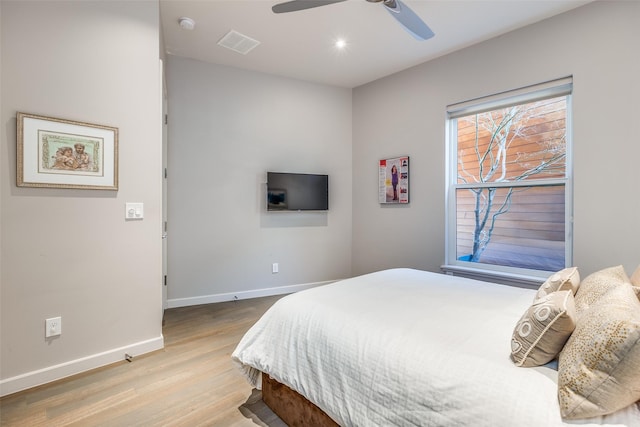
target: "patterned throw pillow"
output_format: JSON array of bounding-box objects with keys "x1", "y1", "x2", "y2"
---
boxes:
[
  {"x1": 573, "y1": 265, "x2": 630, "y2": 314},
  {"x1": 511, "y1": 291, "x2": 576, "y2": 367},
  {"x1": 631, "y1": 265, "x2": 640, "y2": 298},
  {"x1": 557, "y1": 268, "x2": 640, "y2": 419},
  {"x1": 632, "y1": 265, "x2": 640, "y2": 286},
  {"x1": 534, "y1": 267, "x2": 580, "y2": 302}
]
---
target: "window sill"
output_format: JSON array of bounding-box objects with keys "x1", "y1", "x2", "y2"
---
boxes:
[{"x1": 440, "y1": 264, "x2": 546, "y2": 290}]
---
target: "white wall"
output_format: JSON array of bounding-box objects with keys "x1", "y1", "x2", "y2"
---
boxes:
[
  {"x1": 0, "y1": 1, "x2": 163, "y2": 395},
  {"x1": 352, "y1": 1, "x2": 640, "y2": 278},
  {"x1": 165, "y1": 56, "x2": 352, "y2": 306}
]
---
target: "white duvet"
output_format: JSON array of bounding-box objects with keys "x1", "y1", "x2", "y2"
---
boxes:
[{"x1": 232, "y1": 268, "x2": 640, "y2": 427}]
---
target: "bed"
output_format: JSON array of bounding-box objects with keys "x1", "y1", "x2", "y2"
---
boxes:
[{"x1": 232, "y1": 268, "x2": 640, "y2": 426}]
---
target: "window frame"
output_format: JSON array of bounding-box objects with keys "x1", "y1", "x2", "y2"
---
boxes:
[{"x1": 443, "y1": 77, "x2": 574, "y2": 285}]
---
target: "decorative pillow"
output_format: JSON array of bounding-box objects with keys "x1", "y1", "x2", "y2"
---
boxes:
[
  {"x1": 631, "y1": 264, "x2": 640, "y2": 286},
  {"x1": 510, "y1": 290, "x2": 576, "y2": 367},
  {"x1": 573, "y1": 265, "x2": 630, "y2": 314},
  {"x1": 631, "y1": 265, "x2": 640, "y2": 299},
  {"x1": 534, "y1": 267, "x2": 580, "y2": 301},
  {"x1": 557, "y1": 273, "x2": 640, "y2": 419}
]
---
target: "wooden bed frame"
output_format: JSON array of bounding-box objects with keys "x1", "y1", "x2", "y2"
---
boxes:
[{"x1": 262, "y1": 373, "x2": 338, "y2": 427}]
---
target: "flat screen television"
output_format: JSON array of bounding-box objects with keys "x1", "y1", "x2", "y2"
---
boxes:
[{"x1": 267, "y1": 172, "x2": 329, "y2": 211}]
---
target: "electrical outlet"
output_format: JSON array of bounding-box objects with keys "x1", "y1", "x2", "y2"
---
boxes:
[
  {"x1": 125, "y1": 203, "x2": 144, "y2": 219},
  {"x1": 45, "y1": 317, "x2": 62, "y2": 338},
  {"x1": 272, "y1": 263, "x2": 279, "y2": 274}
]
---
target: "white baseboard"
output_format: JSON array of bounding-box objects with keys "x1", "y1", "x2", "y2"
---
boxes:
[
  {"x1": 166, "y1": 280, "x2": 336, "y2": 309},
  {"x1": 0, "y1": 281, "x2": 335, "y2": 397},
  {"x1": 0, "y1": 335, "x2": 164, "y2": 397}
]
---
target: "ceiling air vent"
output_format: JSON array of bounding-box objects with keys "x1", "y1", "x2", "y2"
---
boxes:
[{"x1": 217, "y1": 30, "x2": 261, "y2": 55}]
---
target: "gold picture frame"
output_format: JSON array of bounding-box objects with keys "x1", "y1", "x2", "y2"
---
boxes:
[{"x1": 17, "y1": 112, "x2": 118, "y2": 190}]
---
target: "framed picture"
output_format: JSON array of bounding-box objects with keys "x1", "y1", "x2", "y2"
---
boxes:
[
  {"x1": 17, "y1": 112, "x2": 118, "y2": 190},
  {"x1": 379, "y1": 156, "x2": 409, "y2": 204}
]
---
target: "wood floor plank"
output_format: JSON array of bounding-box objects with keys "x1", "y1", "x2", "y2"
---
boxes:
[{"x1": 0, "y1": 296, "x2": 288, "y2": 426}]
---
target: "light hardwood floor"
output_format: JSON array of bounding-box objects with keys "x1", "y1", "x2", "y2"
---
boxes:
[{"x1": 0, "y1": 295, "x2": 288, "y2": 426}]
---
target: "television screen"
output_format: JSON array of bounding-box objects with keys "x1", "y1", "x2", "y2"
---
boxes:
[{"x1": 267, "y1": 172, "x2": 329, "y2": 211}]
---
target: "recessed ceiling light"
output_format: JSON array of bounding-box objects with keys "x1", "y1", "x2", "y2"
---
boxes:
[
  {"x1": 178, "y1": 17, "x2": 195, "y2": 31},
  {"x1": 335, "y1": 39, "x2": 347, "y2": 49}
]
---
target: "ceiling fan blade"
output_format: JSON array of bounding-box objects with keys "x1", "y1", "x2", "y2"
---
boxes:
[
  {"x1": 382, "y1": 0, "x2": 434, "y2": 41},
  {"x1": 272, "y1": 0, "x2": 347, "y2": 14}
]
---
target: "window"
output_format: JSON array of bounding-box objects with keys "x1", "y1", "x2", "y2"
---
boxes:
[{"x1": 445, "y1": 77, "x2": 573, "y2": 282}]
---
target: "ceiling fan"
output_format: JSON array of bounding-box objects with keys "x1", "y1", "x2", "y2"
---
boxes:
[{"x1": 272, "y1": 0, "x2": 435, "y2": 41}]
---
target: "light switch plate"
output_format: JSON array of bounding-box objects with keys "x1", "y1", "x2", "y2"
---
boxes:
[{"x1": 125, "y1": 203, "x2": 144, "y2": 219}]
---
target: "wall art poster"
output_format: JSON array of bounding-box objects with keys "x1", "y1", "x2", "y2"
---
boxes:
[
  {"x1": 17, "y1": 112, "x2": 118, "y2": 190},
  {"x1": 379, "y1": 156, "x2": 409, "y2": 204}
]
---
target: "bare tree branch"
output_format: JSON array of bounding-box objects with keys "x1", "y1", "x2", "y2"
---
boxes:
[{"x1": 458, "y1": 100, "x2": 566, "y2": 263}]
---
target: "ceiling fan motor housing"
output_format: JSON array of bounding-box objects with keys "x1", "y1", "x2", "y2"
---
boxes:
[{"x1": 367, "y1": 0, "x2": 398, "y2": 6}]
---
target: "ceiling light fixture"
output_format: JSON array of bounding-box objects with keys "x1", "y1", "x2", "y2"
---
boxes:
[
  {"x1": 178, "y1": 17, "x2": 196, "y2": 30},
  {"x1": 335, "y1": 39, "x2": 347, "y2": 49}
]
